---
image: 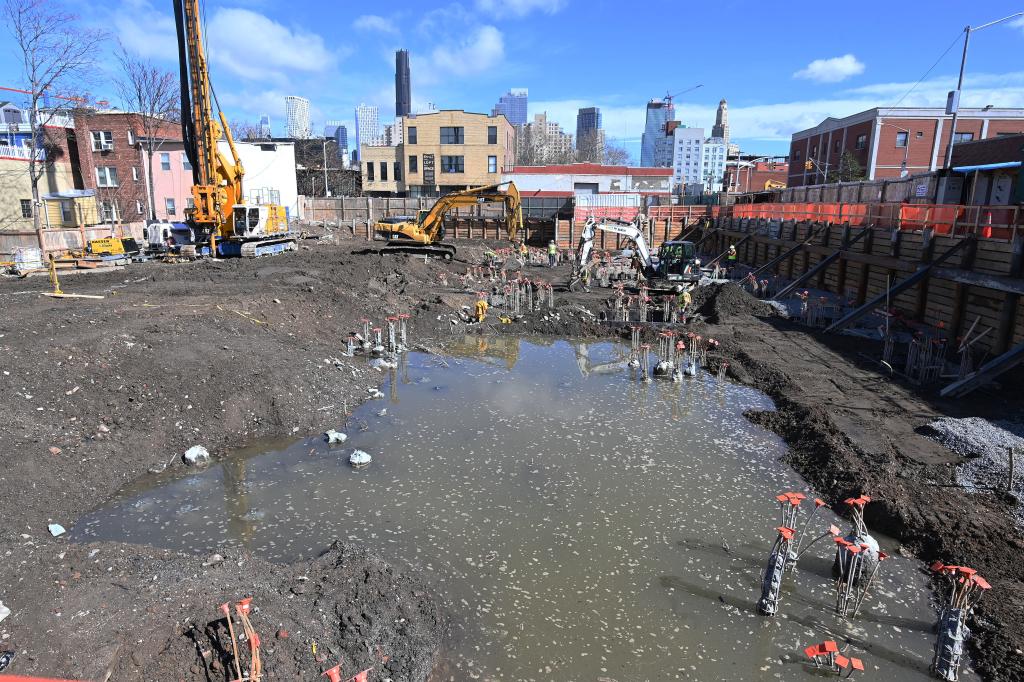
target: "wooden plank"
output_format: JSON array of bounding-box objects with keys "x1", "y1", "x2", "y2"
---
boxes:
[
  {"x1": 948, "y1": 235, "x2": 979, "y2": 343},
  {"x1": 826, "y1": 237, "x2": 971, "y2": 333},
  {"x1": 994, "y1": 235, "x2": 1024, "y2": 354}
]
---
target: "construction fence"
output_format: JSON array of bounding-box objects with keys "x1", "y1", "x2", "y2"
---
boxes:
[{"x1": 0, "y1": 222, "x2": 145, "y2": 258}]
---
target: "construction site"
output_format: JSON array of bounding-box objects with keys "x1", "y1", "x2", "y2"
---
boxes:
[
  {"x1": 2, "y1": 0, "x2": 1024, "y2": 679},
  {"x1": 1, "y1": 191, "x2": 1023, "y2": 681}
]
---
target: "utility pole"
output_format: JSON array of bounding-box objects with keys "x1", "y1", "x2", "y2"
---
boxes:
[
  {"x1": 943, "y1": 12, "x2": 1024, "y2": 169},
  {"x1": 322, "y1": 138, "x2": 330, "y2": 197}
]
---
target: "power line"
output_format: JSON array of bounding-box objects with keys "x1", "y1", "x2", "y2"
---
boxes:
[{"x1": 879, "y1": 30, "x2": 964, "y2": 114}]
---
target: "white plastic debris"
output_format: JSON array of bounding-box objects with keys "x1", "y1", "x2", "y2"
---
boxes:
[
  {"x1": 367, "y1": 388, "x2": 385, "y2": 399},
  {"x1": 183, "y1": 445, "x2": 210, "y2": 467},
  {"x1": 0, "y1": 600, "x2": 9, "y2": 623},
  {"x1": 368, "y1": 358, "x2": 397, "y2": 370},
  {"x1": 349, "y1": 450, "x2": 372, "y2": 467},
  {"x1": 48, "y1": 523, "x2": 66, "y2": 537},
  {"x1": 324, "y1": 429, "x2": 348, "y2": 445}
]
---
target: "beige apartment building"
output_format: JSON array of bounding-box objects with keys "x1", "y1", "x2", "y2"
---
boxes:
[{"x1": 361, "y1": 110, "x2": 515, "y2": 196}]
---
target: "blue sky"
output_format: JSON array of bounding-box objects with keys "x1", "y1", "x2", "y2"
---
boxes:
[{"x1": 5, "y1": 0, "x2": 1024, "y2": 159}]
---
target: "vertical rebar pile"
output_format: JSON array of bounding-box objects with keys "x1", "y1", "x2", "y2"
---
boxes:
[
  {"x1": 399, "y1": 314, "x2": 410, "y2": 349},
  {"x1": 346, "y1": 336, "x2": 356, "y2": 357},
  {"x1": 930, "y1": 563, "x2": 991, "y2": 681},
  {"x1": 640, "y1": 343, "x2": 651, "y2": 382},
  {"x1": 629, "y1": 326, "x2": 641, "y2": 366},
  {"x1": 882, "y1": 334, "x2": 894, "y2": 366},
  {"x1": 386, "y1": 317, "x2": 397, "y2": 354}
]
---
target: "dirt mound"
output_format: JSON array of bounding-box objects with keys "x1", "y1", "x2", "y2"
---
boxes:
[
  {"x1": 8, "y1": 541, "x2": 442, "y2": 681},
  {"x1": 692, "y1": 282, "x2": 775, "y2": 324}
]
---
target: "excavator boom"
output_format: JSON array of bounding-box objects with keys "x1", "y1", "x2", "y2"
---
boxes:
[{"x1": 374, "y1": 181, "x2": 524, "y2": 260}]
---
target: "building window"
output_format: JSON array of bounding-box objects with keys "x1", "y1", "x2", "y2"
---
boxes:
[
  {"x1": 380, "y1": 161, "x2": 388, "y2": 182},
  {"x1": 811, "y1": 145, "x2": 817, "y2": 156},
  {"x1": 127, "y1": 130, "x2": 135, "y2": 146},
  {"x1": 136, "y1": 200, "x2": 143, "y2": 215},
  {"x1": 100, "y1": 201, "x2": 117, "y2": 222},
  {"x1": 916, "y1": 131, "x2": 924, "y2": 139},
  {"x1": 794, "y1": 150, "x2": 802, "y2": 161},
  {"x1": 186, "y1": 197, "x2": 195, "y2": 210},
  {"x1": 160, "y1": 152, "x2": 170, "y2": 170},
  {"x1": 366, "y1": 162, "x2": 374, "y2": 181},
  {"x1": 394, "y1": 161, "x2": 402, "y2": 182},
  {"x1": 182, "y1": 153, "x2": 191, "y2": 170},
  {"x1": 19, "y1": 199, "x2": 31, "y2": 218},
  {"x1": 96, "y1": 166, "x2": 118, "y2": 187},
  {"x1": 440, "y1": 155, "x2": 464, "y2": 173},
  {"x1": 440, "y1": 127, "x2": 464, "y2": 144},
  {"x1": 855, "y1": 134, "x2": 867, "y2": 150},
  {"x1": 61, "y1": 201, "x2": 73, "y2": 223},
  {"x1": 132, "y1": 166, "x2": 140, "y2": 181},
  {"x1": 407, "y1": 126, "x2": 417, "y2": 144},
  {"x1": 895, "y1": 131, "x2": 909, "y2": 147},
  {"x1": 488, "y1": 155, "x2": 497, "y2": 173},
  {"x1": 487, "y1": 126, "x2": 497, "y2": 144},
  {"x1": 408, "y1": 155, "x2": 418, "y2": 173},
  {"x1": 834, "y1": 140, "x2": 841, "y2": 152},
  {"x1": 165, "y1": 198, "x2": 176, "y2": 215},
  {"x1": 91, "y1": 131, "x2": 113, "y2": 151},
  {"x1": 953, "y1": 132, "x2": 974, "y2": 143}
]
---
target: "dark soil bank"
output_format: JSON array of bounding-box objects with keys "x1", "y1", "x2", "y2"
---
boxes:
[{"x1": 2, "y1": 238, "x2": 1023, "y2": 680}]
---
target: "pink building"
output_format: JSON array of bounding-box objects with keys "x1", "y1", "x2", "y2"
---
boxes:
[{"x1": 142, "y1": 140, "x2": 194, "y2": 222}]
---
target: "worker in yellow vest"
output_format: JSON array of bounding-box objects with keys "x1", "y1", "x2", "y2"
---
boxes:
[
  {"x1": 547, "y1": 240, "x2": 557, "y2": 268},
  {"x1": 474, "y1": 298, "x2": 489, "y2": 323}
]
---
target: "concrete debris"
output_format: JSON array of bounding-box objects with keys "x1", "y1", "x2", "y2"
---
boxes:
[
  {"x1": 0, "y1": 600, "x2": 10, "y2": 623},
  {"x1": 183, "y1": 445, "x2": 211, "y2": 467},
  {"x1": 349, "y1": 450, "x2": 372, "y2": 467},
  {"x1": 324, "y1": 430, "x2": 348, "y2": 445},
  {"x1": 48, "y1": 523, "x2": 66, "y2": 537}
]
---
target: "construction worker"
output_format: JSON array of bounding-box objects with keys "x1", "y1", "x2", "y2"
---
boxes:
[
  {"x1": 518, "y1": 240, "x2": 529, "y2": 267},
  {"x1": 581, "y1": 265, "x2": 592, "y2": 292},
  {"x1": 678, "y1": 284, "x2": 692, "y2": 312},
  {"x1": 474, "y1": 298, "x2": 489, "y2": 323},
  {"x1": 727, "y1": 244, "x2": 737, "y2": 264},
  {"x1": 547, "y1": 240, "x2": 557, "y2": 268}
]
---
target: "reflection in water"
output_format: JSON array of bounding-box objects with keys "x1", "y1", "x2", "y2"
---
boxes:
[{"x1": 71, "y1": 339, "x2": 974, "y2": 682}]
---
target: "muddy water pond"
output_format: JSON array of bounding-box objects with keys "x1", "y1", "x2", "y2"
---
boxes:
[{"x1": 73, "y1": 338, "x2": 975, "y2": 681}]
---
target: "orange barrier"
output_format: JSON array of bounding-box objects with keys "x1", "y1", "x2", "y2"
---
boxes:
[{"x1": 728, "y1": 202, "x2": 1020, "y2": 239}]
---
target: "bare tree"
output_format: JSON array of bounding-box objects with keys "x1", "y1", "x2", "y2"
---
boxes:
[
  {"x1": 603, "y1": 143, "x2": 632, "y2": 166},
  {"x1": 114, "y1": 46, "x2": 178, "y2": 222},
  {"x1": 4, "y1": 0, "x2": 106, "y2": 253},
  {"x1": 230, "y1": 120, "x2": 267, "y2": 141},
  {"x1": 576, "y1": 129, "x2": 605, "y2": 164}
]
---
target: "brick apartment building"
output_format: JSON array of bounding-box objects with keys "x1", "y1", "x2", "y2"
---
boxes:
[
  {"x1": 72, "y1": 111, "x2": 181, "y2": 223},
  {"x1": 787, "y1": 107, "x2": 1024, "y2": 187},
  {"x1": 361, "y1": 110, "x2": 515, "y2": 196}
]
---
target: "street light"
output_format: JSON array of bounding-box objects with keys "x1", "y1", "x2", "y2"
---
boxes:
[
  {"x1": 880, "y1": 122, "x2": 912, "y2": 177},
  {"x1": 943, "y1": 11, "x2": 1024, "y2": 169}
]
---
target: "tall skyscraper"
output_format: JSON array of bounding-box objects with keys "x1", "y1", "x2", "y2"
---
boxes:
[
  {"x1": 285, "y1": 96, "x2": 311, "y2": 139},
  {"x1": 492, "y1": 88, "x2": 528, "y2": 126},
  {"x1": 712, "y1": 99, "x2": 729, "y2": 142},
  {"x1": 258, "y1": 114, "x2": 271, "y2": 138},
  {"x1": 575, "y1": 107, "x2": 604, "y2": 162},
  {"x1": 395, "y1": 49, "x2": 411, "y2": 117},
  {"x1": 354, "y1": 103, "x2": 379, "y2": 160},
  {"x1": 324, "y1": 121, "x2": 349, "y2": 159},
  {"x1": 640, "y1": 98, "x2": 675, "y2": 167}
]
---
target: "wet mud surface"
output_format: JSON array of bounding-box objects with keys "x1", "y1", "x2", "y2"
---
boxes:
[{"x1": 1, "y1": 237, "x2": 1022, "y2": 680}]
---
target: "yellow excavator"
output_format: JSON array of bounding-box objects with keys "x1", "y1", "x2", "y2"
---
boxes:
[
  {"x1": 374, "y1": 181, "x2": 523, "y2": 260},
  {"x1": 171, "y1": 0, "x2": 296, "y2": 258}
]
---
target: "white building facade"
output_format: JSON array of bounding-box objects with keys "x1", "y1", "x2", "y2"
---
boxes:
[
  {"x1": 671, "y1": 126, "x2": 704, "y2": 192},
  {"x1": 354, "y1": 104, "x2": 380, "y2": 160},
  {"x1": 284, "y1": 96, "x2": 310, "y2": 139},
  {"x1": 701, "y1": 137, "x2": 727, "y2": 193}
]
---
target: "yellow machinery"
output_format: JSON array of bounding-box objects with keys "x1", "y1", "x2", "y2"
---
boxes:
[
  {"x1": 764, "y1": 178, "x2": 786, "y2": 190},
  {"x1": 87, "y1": 237, "x2": 140, "y2": 256},
  {"x1": 374, "y1": 181, "x2": 523, "y2": 260},
  {"x1": 172, "y1": 0, "x2": 295, "y2": 258}
]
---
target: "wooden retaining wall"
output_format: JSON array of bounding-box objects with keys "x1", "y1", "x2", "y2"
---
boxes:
[{"x1": 700, "y1": 216, "x2": 1024, "y2": 356}]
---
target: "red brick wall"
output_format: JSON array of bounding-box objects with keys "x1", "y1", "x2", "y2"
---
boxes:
[{"x1": 73, "y1": 112, "x2": 180, "y2": 222}]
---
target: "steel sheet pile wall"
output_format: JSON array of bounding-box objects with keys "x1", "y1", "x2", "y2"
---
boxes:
[{"x1": 704, "y1": 216, "x2": 1024, "y2": 356}]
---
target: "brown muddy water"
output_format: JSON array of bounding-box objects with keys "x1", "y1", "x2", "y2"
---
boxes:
[{"x1": 72, "y1": 337, "x2": 977, "y2": 681}]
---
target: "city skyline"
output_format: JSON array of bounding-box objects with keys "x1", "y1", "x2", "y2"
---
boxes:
[{"x1": 8, "y1": 0, "x2": 1024, "y2": 159}]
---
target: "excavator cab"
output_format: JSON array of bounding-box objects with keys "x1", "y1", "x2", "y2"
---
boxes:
[{"x1": 655, "y1": 240, "x2": 700, "y2": 283}]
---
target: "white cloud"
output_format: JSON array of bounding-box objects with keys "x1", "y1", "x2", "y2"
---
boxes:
[
  {"x1": 353, "y1": 15, "x2": 398, "y2": 34},
  {"x1": 431, "y1": 25, "x2": 504, "y2": 76},
  {"x1": 207, "y1": 9, "x2": 336, "y2": 83},
  {"x1": 794, "y1": 54, "x2": 865, "y2": 83},
  {"x1": 113, "y1": 0, "x2": 178, "y2": 62},
  {"x1": 474, "y1": 0, "x2": 566, "y2": 18},
  {"x1": 1013, "y1": 16, "x2": 1024, "y2": 32}
]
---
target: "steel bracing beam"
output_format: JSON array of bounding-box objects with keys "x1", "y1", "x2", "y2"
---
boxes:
[
  {"x1": 772, "y1": 228, "x2": 869, "y2": 301},
  {"x1": 824, "y1": 237, "x2": 971, "y2": 334}
]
